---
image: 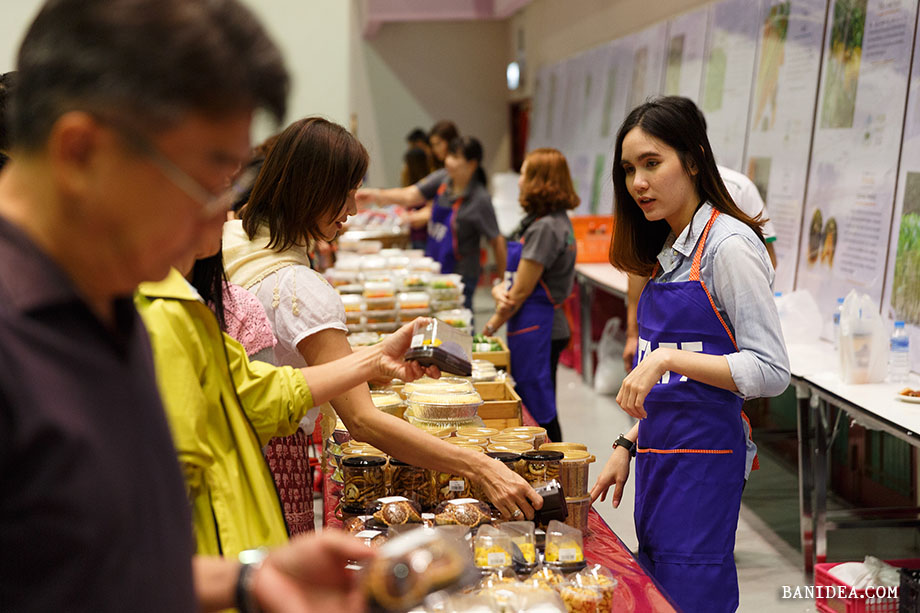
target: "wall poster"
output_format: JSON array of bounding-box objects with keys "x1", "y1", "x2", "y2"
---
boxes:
[
  {"x1": 663, "y1": 6, "x2": 711, "y2": 101},
  {"x1": 743, "y1": 0, "x2": 829, "y2": 294},
  {"x1": 796, "y1": 0, "x2": 917, "y2": 331}
]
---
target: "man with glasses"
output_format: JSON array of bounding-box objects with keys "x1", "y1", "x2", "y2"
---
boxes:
[{"x1": 0, "y1": 1, "x2": 380, "y2": 611}]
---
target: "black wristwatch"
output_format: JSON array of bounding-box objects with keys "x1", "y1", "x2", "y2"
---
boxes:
[{"x1": 613, "y1": 434, "x2": 636, "y2": 458}]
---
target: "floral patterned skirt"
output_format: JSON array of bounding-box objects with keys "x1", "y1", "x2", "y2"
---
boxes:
[{"x1": 264, "y1": 428, "x2": 314, "y2": 535}]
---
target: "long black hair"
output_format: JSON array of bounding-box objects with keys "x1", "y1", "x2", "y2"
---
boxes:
[
  {"x1": 609, "y1": 96, "x2": 764, "y2": 276},
  {"x1": 448, "y1": 136, "x2": 487, "y2": 189},
  {"x1": 190, "y1": 250, "x2": 228, "y2": 331}
]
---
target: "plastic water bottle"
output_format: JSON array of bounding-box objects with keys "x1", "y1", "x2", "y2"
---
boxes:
[
  {"x1": 889, "y1": 321, "x2": 910, "y2": 383},
  {"x1": 833, "y1": 297, "x2": 844, "y2": 350}
]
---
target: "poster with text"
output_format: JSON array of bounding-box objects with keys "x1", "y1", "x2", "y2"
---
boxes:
[
  {"x1": 796, "y1": 0, "x2": 916, "y2": 332},
  {"x1": 625, "y1": 23, "x2": 668, "y2": 113},
  {"x1": 663, "y1": 6, "x2": 710, "y2": 101},
  {"x1": 571, "y1": 46, "x2": 614, "y2": 214},
  {"x1": 702, "y1": 0, "x2": 762, "y2": 171},
  {"x1": 744, "y1": 0, "x2": 828, "y2": 294},
  {"x1": 558, "y1": 55, "x2": 587, "y2": 157},
  {"x1": 880, "y1": 5, "x2": 920, "y2": 366}
]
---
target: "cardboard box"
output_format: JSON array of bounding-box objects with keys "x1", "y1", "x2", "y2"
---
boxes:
[
  {"x1": 475, "y1": 381, "x2": 522, "y2": 430},
  {"x1": 473, "y1": 336, "x2": 510, "y2": 370}
]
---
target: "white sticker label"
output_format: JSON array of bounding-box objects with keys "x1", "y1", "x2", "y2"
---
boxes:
[
  {"x1": 488, "y1": 552, "x2": 508, "y2": 566},
  {"x1": 559, "y1": 548, "x2": 577, "y2": 562},
  {"x1": 410, "y1": 333, "x2": 424, "y2": 348},
  {"x1": 449, "y1": 480, "x2": 466, "y2": 492},
  {"x1": 377, "y1": 496, "x2": 408, "y2": 504}
]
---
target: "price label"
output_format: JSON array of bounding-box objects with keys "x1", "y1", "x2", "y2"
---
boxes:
[
  {"x1": 410, "y1": 333, "x2": 423, "y2": 348},
  {"x1": 488, "y1": 552, "x2": 508, "y2": 566},
  {"x1": 559, "y1": 548, "x2": 577, "y2": 562},
  {"x1": 449, "y1": 479, "x2": 466, "y2": 492}
]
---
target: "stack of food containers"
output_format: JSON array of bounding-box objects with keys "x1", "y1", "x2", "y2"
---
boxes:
[
  {"x1": 539, "y1": 443, "x2": 596, "y2": 533},
  {"x1": 363, "y1": 281, "x2": 397, "y2": 333},
  {"x1": 428, "y1": 273, "x2": 465, "y2": 312},
  {"x1": 403, "y1": 377, "x2": 483, "y2": 432}
]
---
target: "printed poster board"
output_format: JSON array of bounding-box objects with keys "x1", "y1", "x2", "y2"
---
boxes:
[{"x1": 663, "y1": 6, "x2": 711, "y2": 101}]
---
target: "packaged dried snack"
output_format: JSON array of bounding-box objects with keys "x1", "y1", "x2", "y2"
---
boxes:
[
  {"x1": 372, "y1": 496, "x2": 423, "y2": 526},
  {"x1": 355, "y1": 529, "x2": 389, "y2": 548},
  {"x1": 363, "y1": 529, "x2": 476, "y2": 612},
  {"x1": 389, "y1": 458, "x2": 436, "y2": 510},
  {"x1": 404, "y1": 318, "x2": 473, "y2": 376},
  {"x1": 370, "y1": 390, "x2": 404, "y2": 417},
  {"x1": 574, "y1": 565, "x2": 617, "y2": 612},
  {"x1": 521, "y1": 450, "x2": 564, "y2": 486},
  {"x1": 473, "y1": 525, "x2": 513, "y2": 569},
  {"x1": 527, "y1": 566, "x2": 565, "y2": 589},
  {"x1": 433, "y1": 498, "x2": 493, "y2": 528},
  {"x1": 563, "y1": 496, "x2": 590, "y2": 533},
  {"x1": 558, "y1": 450, "x2": 595, "y2": 498},
  {"x1": 498, "y1": 521, "x2": 538, "y2": 567},
  {"x1": 341, "y1": 455, "x2": 387, "y2": 514},
  {"x1": 558, "y1": 583, "x2": 603, "y2": 613},
  {"x1": 544, "y1": 521, "x2": 586, "y2": 570}
]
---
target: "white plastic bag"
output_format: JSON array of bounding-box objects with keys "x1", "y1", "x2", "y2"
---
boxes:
[
  {"x1": 594, "y1": 317, "x2": 626, "y2": 395},
  {"x1": 774, "y1": 290, "x2": 823, "y2": 345},
  {"x1": 838, "y1": 290, "x2": 888, "y2": 384}
]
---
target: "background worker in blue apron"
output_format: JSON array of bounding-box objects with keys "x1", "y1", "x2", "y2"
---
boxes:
[
  {"x1": 482, "y1": 148, "x2": 578, "y2": 444},
  {"x1": 589, "y1": 97, "x2": 790, "y2": 613}
]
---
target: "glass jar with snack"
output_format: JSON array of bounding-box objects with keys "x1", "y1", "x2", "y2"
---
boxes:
[
  {"x1": 341, "y1": 455, "x2": 388, "y2": 514},
  {"x1": 388, "y1": 459, "x2": 437, "y2": 510}
]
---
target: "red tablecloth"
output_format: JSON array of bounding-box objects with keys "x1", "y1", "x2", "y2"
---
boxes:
[{"x1": 322, "y1": 403, "x2": 677, "y2": 612}]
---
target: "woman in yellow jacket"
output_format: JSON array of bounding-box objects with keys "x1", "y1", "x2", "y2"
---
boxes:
[{"x1": 135, "y1": 264, "x2": 435, "y2": 558}]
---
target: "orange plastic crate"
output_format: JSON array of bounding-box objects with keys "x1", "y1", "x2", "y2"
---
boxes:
[
  {"x1": 814, "y1": 559, "x2": 920, "y2": 613},
  {"x1": 571, "y1": 215, "x2": 613, "y2": 263}
]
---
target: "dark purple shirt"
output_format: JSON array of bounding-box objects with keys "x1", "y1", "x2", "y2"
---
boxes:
[{"x1": 0, "y1": 216, "x2": 196, "y2": 612}]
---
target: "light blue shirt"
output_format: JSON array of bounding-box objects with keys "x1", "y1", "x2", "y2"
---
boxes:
[{"x1": 653, "y1": 202, "x2": 790, "y2": 400}]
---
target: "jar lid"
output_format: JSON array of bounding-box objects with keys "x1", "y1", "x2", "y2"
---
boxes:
[
  {"x1": 486, "y1": 451, "x2": 521, "y2": 463},
  {"x1": 342, "y1": 455, "x2": 387, "y2": 467},
  {"x1": 521, "y1": 450, "x2": 564, "y2": 462},
  {"x1": 539, "y1": 442, "x2": 588, "y2": 453},
  {"x1": 388, "y1": 457, "x2": 418, "y2": 467},
  {"x1": 559, "y1": 450, "x2": 595, "y2": 463}
]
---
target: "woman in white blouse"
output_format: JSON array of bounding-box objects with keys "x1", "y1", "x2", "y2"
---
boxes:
[{"x1": 223, "y1": 117, "x2": 540, "y2": 521}]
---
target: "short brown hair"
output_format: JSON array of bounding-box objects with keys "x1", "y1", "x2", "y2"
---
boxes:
[
  {"x1": 241, "y1": 117, "x2": 369, "y2": 251},
  {"x1": 519, "y1": 148, "x2": 580, "y2": 216}
]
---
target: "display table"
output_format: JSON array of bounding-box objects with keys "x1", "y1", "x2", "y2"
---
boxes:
[
  {"x1": 322, "y1": 403, "x2": 677, "y2": 611},
  {"x1": 789, "y1": 340, "x2": 920, "y2": 576},
  {"x1": 574, "y1": 264, "x2": 629, "y2": 386}
]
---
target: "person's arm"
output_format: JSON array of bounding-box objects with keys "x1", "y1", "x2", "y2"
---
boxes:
[
  {"x1": 356, "y1": 185, "x2": 425, "y2": 209},
  {"x1": 483, "y1": 258, "x2": 543, "y2": 335},
  {"x1": 298, "y1": 328, "x2": 542, "y2": 520},
  {"x1": 407, "y1": 202, "x2": 432, "y2": 229},
  {"x1": 490, "y1": 235, "x2": 507, "y2": 283},
  {"x1": 193, "y1": 531, "x2": 374, "y2": 612},
  {"x1": 623, "y1": 273, "x2": 648, "y2": 373},
  {"x1": 590, "y1": 422, "x2": 639, "y2": 509}
]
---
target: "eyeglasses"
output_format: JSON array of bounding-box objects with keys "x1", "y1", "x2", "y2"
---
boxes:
[{"x1": 98, "y1": 115, "x2": 253, "y2": 218}]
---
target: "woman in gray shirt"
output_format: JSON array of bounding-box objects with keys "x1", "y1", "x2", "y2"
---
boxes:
[{"x1": 482, "y1": 148, "x2": 578, "y2": 443}]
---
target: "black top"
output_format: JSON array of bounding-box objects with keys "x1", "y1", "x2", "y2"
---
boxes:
[{"x1": 0, "y1": 216, "x2": 196, "y2": 611}]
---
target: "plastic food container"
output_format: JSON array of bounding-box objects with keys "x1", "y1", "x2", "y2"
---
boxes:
[
  {"x1": 503, "y1": 426, "x2": 547, "y2": 449},
  {"x1": 485, "y1": 451, "x2": 521, "y2": 471},
  {"x1": 371, "y1": 390, "x2": 404, "y2": 417},
  {"x1": 452, "y1": 435, "x2": 489, "y2": 449},
  {"x1": 360, "y1": 256, "x2": 387, "y2": 271},
  {"x1": 431, "y1": 298, "x2": 464, "y2": 313},
  {"x1": 564, "y1": 495, "x2": 591, "y2": 532},
  {"x1": 363, "y1": 280, "x2": 395, "y2": 298},
  {"x1": 364, "y1": 309, "x2": 397, "y2": 324},
  {"x1": 400, "y1": 272, "x2": 430, "y2": 290},
  {"x1": 363, "y1": 529, "x2": 475, "y2": 612},
  {"x1": 408, "y1": 256, "x2": 436, "y2": 271},
  {"x1": 539, "y1": 442, "x2": 588, "y2": 453},
  {"x1": 486, "y1": 442, "x2": 531, "y2": 455},
  {"x1": 326, "y1": 269, "x2": 359, "y2": 287},
  {"x1": 341, "y1": 294, "x2": 365, "y2": 311},
  {"x1": 365, "y1": 297, "x2": 397, "y2": 311},
  {"x1": 356, "y1": 239, "x2": 383, "y2": 254},
  {"x1": 388, "y1": 459, "x2": 436, "y2": 510},
  {"x1": 544, "y1": 520, "x2": 585, "y2": 568},
  {"x1": 471, "y1": 360, "x2": 498, "y2": 382},
  {"x1": 558, "y1": 450, "x2": 596, "y2": 497},
  {"x1": 386, "y1": 255, "x2": 410, "y2": 270},
  {"x1": 398, "y1": 291, "x2": 431, "y2": 310},
  {"x1": 406, "y1": 415, "x2": 462, "y2": 436},
  {"x1": 499, "y1": 521, "x2": 537, "y2": 567},
  {"x1": 559, "y1": 584, "x2": 603, "y2": 612},
  {"x1": 346, "y1": 321, "x2": 365, "y2": 334},
  {"x1": 490, "y1": 433, "x2": 536, "y2": 448},
  {"x1": 428, "y1": 273, "x2": 463, "y2": 297},
  {"x1": 404, "y1": 376, "x2": 475, "y2": 395},
  {"x1": 336, "y1": 283, "x2": 364, "y2": 295},
  {"x1": 434, "y1": 308, "x2": 473, "y2": 329},
  {"x1": 574, "y1": 565, "x2": 617, "y2": 613},
  {"x1": 457, "y1": 426, "x2": 499, "y2": 439},
  {"x1": 407, "y1": 391, "x2": 482, "y2": 421},
  {"x1": 404, "y1": 318, "x2": 473, "y2": 376},
  {"x1": 521, "y1": 450, "x2": 563, "y2": 485},
  {"x1": 366, "y1": 322, "x2": 399, "y2": 333},
  {"x1": 341, "y1": 455, "x2": 388, "y2": 514},
  {"x1": 473, "y1": 525, "x2": 513, "y2": 569},
  {"x1": 397, "y1": 308, "x2": 430, "y2": 323}
]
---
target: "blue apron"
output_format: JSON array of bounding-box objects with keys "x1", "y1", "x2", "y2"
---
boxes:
[
  {"x1": 426, "y1": 183, "x2": 462, "y2": 274},
  {"x1": 505, "y1": 239, "x2": 558, "y2": 425},
  {"x1": 634, "y1": 209, "x2": 746, "y2": 612}
]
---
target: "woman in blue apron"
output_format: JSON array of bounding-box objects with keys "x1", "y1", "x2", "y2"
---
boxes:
[
  {"x1": 482, "y1": 148, "x2": 579, "y2": 444},
  {"x1": 590, "y1": 97, "x2": 789, "y2": 612}
]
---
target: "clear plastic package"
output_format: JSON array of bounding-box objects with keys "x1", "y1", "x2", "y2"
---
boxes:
[
  {"x1": 405, "y1": 318, "x2": 473, "y2": 376},
  {"x1": 370, "y1": 390, "x2": 404, "y2": 417},
  {"x1": 355, "y1": 529, "x2": 389, "y2": 548},
  {"x1": 527, "y1": 566, "x2": 566, "y2": 589},
  {"x1": 408, "y1": 256, "x2": 436, "y2": 272},
  {"x1": 434, "y1": 308, "x2": 474, "y2": 329},
  {"x1": 336, "y1": 283, "x2": 365, "y2": 295},
  {"x1": 398, "y1": 291, "x2": 431, "y2": 310},
  {"x1": 428, "y1": 273, "x2": 463, "y2": 297},
  {"x1": 433, "y1": 498, "x2": 493, "y2": 527},
  {"x1": 346, "y1": 320, "x2": 366, "y2": 334},
  {"x1": 389, "y1": 459, "x2": 437, "y2": 510},
  {"x1": 404, "y1": 376, "x2": 475, "y2": 395},
  {"x1": 558, "y1": 450, "x2": 595, "y2": 498},
  {"x1": 365, "y1": 297, "x2": 398, "y2": 311},
  {"x1": 400, "y1": 272, "x2": 430, "y2": 290},
  {"x1": 326, "y1": 268, "x2": 360, "y2": 287},
  {"x1": 473, "y1": 525, "x2": 514, "y2": 569},
  {"x1": 471, "y1": 360, "x2": 498, "y2": 382},
  {"x1": 574, "y1": 565, "x2": 617, "y2": 612},
  {"x1": 406, "y1": 390, "x2": 482, "y2": 421},
  {"x1": 364, "y1": 280, "x2": 396, "y2": 298},
  {"x1": 341, "y1": 294, "x2": 365, "y2": 312},
  {"x1": 456, "y1": 426, "x2": 499, "y2": 438},
  {"x1": 564, "y1": 496, "x2": 591, "y2": 533},
  {"x1": 366, "y1": 322, "x2": 400, "y2": 333},
  {"x1": 347, "y1": 331, "x2": 381, "y2": 347},
  {"x1": 558, "y1": 583, "x2": 603, "y2": 613},
  {"x1": 364, "y1": 309, "x2": 398, "y2": 324},
  {"x1": 363, "y1": 529, "x2": 476, "y2": 612},
  {"x1": 499, "y1": 521, "x2": 538, "y2": 567},
  {"x1": 360, "y1": 256, "x2": 388, "y2": 271},
  {"x1": 543, "y1": 520, "x2": 586, "y2": 570},
  {"x1": 372, "y1": 495, "x2": 424, "y2": 526},
  {"x1": 342, "y1": 455, "x2": 388, "y2": 514},
  {"x1": 431, "y1": 297, "x2": 465, "y2": 312}
]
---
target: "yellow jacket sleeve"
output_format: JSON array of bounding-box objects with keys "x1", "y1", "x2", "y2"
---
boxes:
[{"x1": 222, "y1": 329, "x2": 314, "y2": 447}]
